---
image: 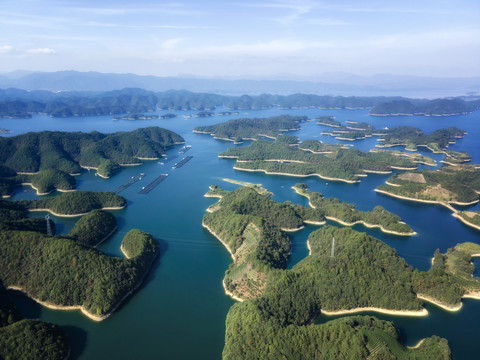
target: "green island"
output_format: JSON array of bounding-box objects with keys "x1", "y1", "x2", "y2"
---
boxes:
[
  {"x1": 442, "y1": 150, "x2": 472, "y2": 166},
  {"x1": 0, "y1": 282, "x2": 70, "y2": 360},
  {"x1": 220, "y1": 224, "x2": 480, "y2": 359},
  {"x1": 370, "y1": 98, "x2": 478, "y2": 116},
  {"x1": 320, "y1": 121, "x2": 378, "y2": 141},
  {"x1": 219, "y1": 139, "x2": 418, "y2": 183},
  {"x1": 193, "y1": 115, "x2": 307, "y2": 143},
  {"x1": 293, "y1": 183, "x2": 415, "y2": 235},
  {"x1": 19, "y1": 190, "x2": 126, "y2": 216},
  {"x1": 0, "y1": 126, "x2": 184, "y2": 179},
  {"x1": 376, "y1": 126, "x2": 466, "y2": 152},
  {"x1": 370, "y1": 149, "x2": 437, "y2": 167},
  {"x1": 196, "y1": 111, "x2": 215, "y2": 117},
  {"x1": 113, "y1": 113, "x2": 176, "y2": 121},
  {"x1": 0, "y1": 195, "x2": 160, "y2": 321},
  {"x1": 0, "y1": 128, "x2": 12, "y2": 133},
  {"x1": 376, "y1": 165, "x2": 480, "y2": 206},
  {"x1": 203, "y1": 185, "x2": 414, "y2": 300},
  {"x1": 315, "y1": 115, "x2": 341, "y2": 127}
]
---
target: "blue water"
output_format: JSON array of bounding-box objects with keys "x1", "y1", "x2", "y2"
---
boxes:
[{"x1": 2, "y1": 108, "x2": 479, "y2": 359}]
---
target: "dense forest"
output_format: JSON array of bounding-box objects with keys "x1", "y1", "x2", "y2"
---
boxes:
[
  {"x1": 377, "y1": 165, "x2": 480, "y2": 204},
  {"x1": 0, "y1": 282, "x2": 69, "y2": 360},
  {"x1": 377, "y1": 126, "x2": 466, "y2": 152},
  {"x1": 316, "y1": 119, "x2": 466, "y2": 153},
  {"x1": 203, "y1": 186, "x2": 413, "y2": 299},
  {"x1": 221, "y1": 225, "x2": 467, "y2": 359},
  {"x1": 19, "y1": 191, "x2": 126, "y2": 215},
  {"x1": 0, "y1": 196, "x2": 159, "y2": 320},
  {"x1": 370, "y1": 98, "x2": 479, "y2": 116},
  {"x1": 204, "y1": 183, "x2": 480, "y2": 358},
  {"x1": 220, "y1": 139, "x2": 417, "y2": 182},
  {"x1": 68, "y1": 209, "x2": 117, "y2": 246},
  {"x1": 194, "y1": 115, "x2": 307, "y2": 142},
  {"x1": 0, "y1": 126, "x2": 184, "y2": 177},
  {"x1": 293, "y1": 184, "x2": 414, "y2": 234},
  {"x1": 0, "y1": 88, "x2": 478, "y2": 118}
]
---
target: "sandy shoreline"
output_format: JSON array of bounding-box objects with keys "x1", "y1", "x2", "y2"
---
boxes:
[
  {"x1": 321, "y1": 306, "x2": 428, "y2": 317},
  {"x1": 28, "y1": 205, "x2": 126, "y2": 218},
  {"x1": 374, "y1": 189, "x2": 458, "y2": 212},
  {"x1": 202, "y1": 222, "x2": 235, "y2": 260},
  {"x1": 233, "y1": 166, "x2": 359, "y2": 184},
  {"x1": 292, "y1": 186, "x2": 415, "y2": 236},
  {"x1": 452, "y1": 213, "x2": 480, "y2": 231},
  {"x1": 416, "y1": 294, "x2": 462, "y2": 312},
  {"x1": 324, "y1": 216, "x2": 416, "y2": 236},
  {"x1": 222, "y1": 279, "x2": 244, "y2": 302}
]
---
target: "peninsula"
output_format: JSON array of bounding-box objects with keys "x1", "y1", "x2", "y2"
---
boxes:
[{"x1": 203, "y1": 185, "x2": 414, "y2": 300}]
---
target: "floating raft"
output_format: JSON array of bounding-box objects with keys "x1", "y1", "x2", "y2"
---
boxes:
[
  {"x1": 158, "y1": 155, "x2": 178, "y2": 165},
  {"x1": 138, "y1": 174, "x2": 168, "y2": 194},
  {"x1": 113, "y1": 173, "x2": 146, "y2": 193},
  {"x1": 172, "y1": 156, "x2": 193, "y2": 169},
  {"x1": 179, "y1": 145, "x2": 192, "y2": 154}
]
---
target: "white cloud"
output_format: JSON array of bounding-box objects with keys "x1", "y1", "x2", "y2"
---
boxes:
[
  {"x1": 0, "y1": 45, "x2": 13, "y2": 53},
  {"x1": 28, "y1": 47, "x2": 56, "y2": 54}
]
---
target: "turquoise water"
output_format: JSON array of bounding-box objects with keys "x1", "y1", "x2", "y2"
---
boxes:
[{"x1": 2, "y1": 108, "x2": 480, "y2": 359}]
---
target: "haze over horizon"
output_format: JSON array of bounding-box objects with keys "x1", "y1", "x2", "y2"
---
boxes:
[{"x1": 0, "y1": 0, "x2": 479, "y2": 79}]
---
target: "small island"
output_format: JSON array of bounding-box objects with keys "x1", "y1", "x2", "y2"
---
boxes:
[
  {"x1": 193, "y1": 115, "x2": 307, "y2": 143},
  {"x1": 113, "y1": 113, "x2": 176, "y2": 121},
  {"x1": 219, "y1": 139, "x2": 418, "y2": 183}
]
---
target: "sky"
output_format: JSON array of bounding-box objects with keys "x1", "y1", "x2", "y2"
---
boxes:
[{"x1": 0, "y1": 0, "x2": 479, "y2": 78}]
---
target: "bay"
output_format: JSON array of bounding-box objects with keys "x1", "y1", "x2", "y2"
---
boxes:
[{"x1": 2, "y1": 108, "x2": 479, "y2": 359}]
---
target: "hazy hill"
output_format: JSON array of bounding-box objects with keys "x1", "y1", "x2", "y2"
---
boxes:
[{"x1": 0, "y1": 70, "x2": 478, "y2": 98}]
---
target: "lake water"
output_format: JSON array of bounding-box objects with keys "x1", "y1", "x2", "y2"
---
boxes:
[{"x1": 2, "y1": 108, "x2": 480, "y2": 359}]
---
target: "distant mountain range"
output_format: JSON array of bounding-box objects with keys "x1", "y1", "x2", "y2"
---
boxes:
[
  {"x1": 0, "y1": 70, "x2": 478, "y2": 98},
  {"x1": 1, "y1": 88, "x2": 479, "y2": 119}
]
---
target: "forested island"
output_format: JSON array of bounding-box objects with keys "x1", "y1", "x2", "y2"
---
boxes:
[
  {"x1": 376, "y1": 165, "x2": 480, "y2": 207},
  {"x1": 316, "y1": 119, "x2": 466, "y2": 153},
  {"x1": 193, "y1": 115, "x2": 306, "y2": 143},
  {"x1": 0, "y1": 282, "x2": 69, "y2": 360},
  {"x1": 219, "y1": 139, "x2": 417, "y2": 182},
  {"x1": 203, "y1": 185, "x2": 414, "y2": 300},
  {"x1": 376, "y1": 165, "x2": 480, "y2": 230},
  {"x1": 112, "y1": 113, "x2": 176, "y2": 121},
  {"x1": 0, "y1": 194, "x2": 160, "y2": 321},
  {"x1": 376, "y1": 126, "x2": 466, "y2": 152},
  {"x1": 0, "y1": 127, "x2": 184, "y2": 180},
  {"x1": 1, "y1": 87, "x2": 477, "y2": 118},
  {"x1": 370, "y1": 98, "x2": 478, "y2": 116}
]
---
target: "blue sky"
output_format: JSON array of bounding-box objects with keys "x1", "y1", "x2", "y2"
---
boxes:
[{"x1": 0, "y1": 0, "x2": 479, "y2": 78}]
